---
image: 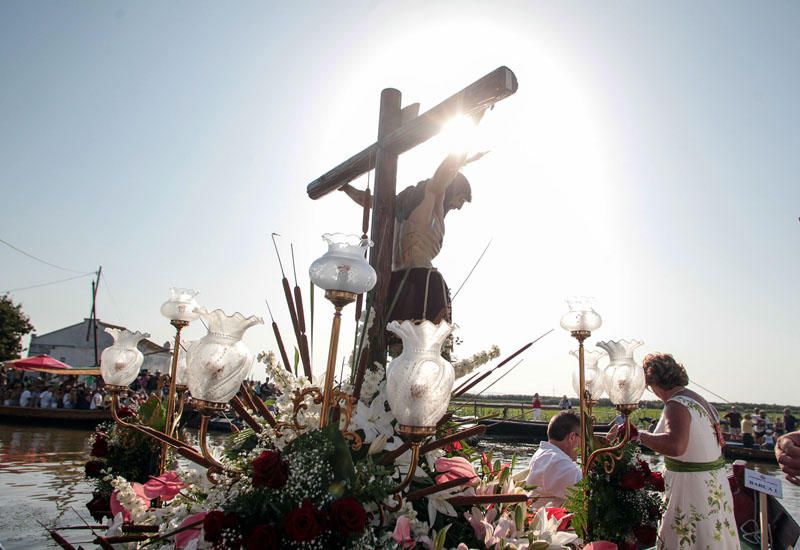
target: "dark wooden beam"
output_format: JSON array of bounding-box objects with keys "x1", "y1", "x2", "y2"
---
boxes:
[
  {"x1": 306, "y1": 66, "x2": 518, "y2": 199},
  {"x1": 366, "y1": 88, "x2": 402, "y2": 369}
]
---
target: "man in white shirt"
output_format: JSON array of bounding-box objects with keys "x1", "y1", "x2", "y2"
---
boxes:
[
  {"x1": 526, "y1": 411, "x2": 582, "y2": 507},
  {"x1": 19, "y1": 386, "x2": 33, "y2": 407},
  {"x1": 39, "y1": 387, "x2": 54, "y2": 409},
  {"x1": 90, "y1": 390, "x2": 103, "y2": 410}
]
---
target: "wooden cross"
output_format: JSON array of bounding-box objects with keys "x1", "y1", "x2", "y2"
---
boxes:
[{"x1": 306, "y1": 66, "x2": 518, "y2": 374}]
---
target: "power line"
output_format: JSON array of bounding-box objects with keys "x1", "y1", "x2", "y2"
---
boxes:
[
  {"x1": 0, "y1": 237, "x2": 92, "y2": 274},
  {"x1": 1, "y1": 272, "x2": 93, "y2": 293}
]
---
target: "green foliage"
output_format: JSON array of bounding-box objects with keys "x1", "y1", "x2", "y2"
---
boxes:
[
  {"x1": 88, "y1": 416, "x2": 163, "y2": 499},
  {"x1": 137, "y1": 395, "x2": 166, "y2": 432},
  {"x1": 0, "y1": 294, "x2": 34, "y2": 361},
  {"x1": 565, "y1": 442, "x2": 664, "y2": 546}
]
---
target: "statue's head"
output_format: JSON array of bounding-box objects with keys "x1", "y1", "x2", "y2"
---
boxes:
[{"x1": 444, "y1": 172, "x2": 472, "y2": 214}]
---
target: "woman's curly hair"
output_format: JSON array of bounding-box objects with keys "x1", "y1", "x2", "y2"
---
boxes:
[{"x1": 643, "y1": 353, "x2": 689, "y2": 390}]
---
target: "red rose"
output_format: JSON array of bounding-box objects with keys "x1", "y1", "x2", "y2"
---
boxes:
[
  {"x1": 647, "y1": 471, "x2": 665, "y2": 492},
  {"x1": 246, "y1": 524, "x2": 279, "y2": 549},
  {"x1": 91, "y1": 433, "x2": 109, "y2": 457},
  {"x1": 117, "y1": 406, "x2": 135, "y2": 418},
  {"x1": 283, "y1": 499, "x2": 322, "y2": 542},
  {"x1": 619, "y1": 470, "x2": 646, "y2": 490},
  {"x1": 330, "y1": 497, "x2": 367, "y2": 535},
  {"x1": 252, "y1": 450, "x2": 289, "y2": 489},
  {"x1": 203, "y1": 510, "x2": 238, "y2": 542},
  {"x1": 637, "y1": 459, "x2": 651, "y2": 475},
  {"x1": 84, "y1": 459, "x2": 104, "y2": 478},
  {"x1": 634, "y1": 525, "x2": 658, "y2": 546}
]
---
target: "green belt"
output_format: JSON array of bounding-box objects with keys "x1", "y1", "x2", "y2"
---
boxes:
[{"x1": 664, "y1": 456, "x2": 726, "y2": 473}]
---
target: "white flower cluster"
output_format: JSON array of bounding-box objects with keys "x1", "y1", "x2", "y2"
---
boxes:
[
  {"x1": 110, "y1": 475, "x2": 150, "y2": 524},
  {"x1": 452, "y1": 344, "x2": 501, "y2": 380},
  {"x1": 256, "y1": 349, "x2": 322, "y2": 450},
  {"x1": 358, "y1": 362, "x2": 385, "y2": 405},
  {"x1": 353, "y1": 307, "x2": 375, "y2": 365}
]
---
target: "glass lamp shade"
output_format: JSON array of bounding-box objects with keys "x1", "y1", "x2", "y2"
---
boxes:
[
  {"x1": 308, "y1": 233, "x2": 377, "y2": 294},
  {"x1": 386, "y1": 320, "x2": 454, "y2": 433},
  {"x1": 160, "y1": 288, "x2": 201, "y2": 323},
  {"x1": 597, "y1": 339, "x2": 646, "y2": 405},
  {"x1": 174, "y1": 340, "x2": 195, "y2": 387},
  {"x1": 570, "y1": 349, "x2": 607, "y2": 399},
  {"x1": 186, "y1": 308, "x2": 263, "y2": 405},
  {"x1": 100, "y1": 328, "x2": 150, "y2": 387},
  {"x1": 560, "y1": 297, "x2": 602, "y2": 333}
]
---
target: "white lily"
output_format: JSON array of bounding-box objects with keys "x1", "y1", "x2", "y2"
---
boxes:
[
  {"x1": 105, "y1": 512, "x2": 124, "y2": 537},
  {"x1": 427, "y1": 484, "x2": 474, "y2": 525},
  {"x1": 528, "y1": 507, "x2": 579, "y2": 549},
  {"x1": 351, "y1": 387, "x2": 394, "y2": 443}
]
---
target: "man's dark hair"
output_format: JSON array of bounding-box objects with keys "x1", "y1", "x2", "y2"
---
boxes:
[{"x1": 547, "y1": 410, "x2": 581, "y2": 442}]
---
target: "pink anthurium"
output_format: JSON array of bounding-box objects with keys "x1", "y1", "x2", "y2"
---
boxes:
[
  {"x1": 434, "y1": 456, "x2": 478, "y2": 485},
  {"x1": 143, "y1": 471, "x2": 187, "y2": 501},
  {"x1": 109, "y1": 491, "x2": 130, "y2": 522},
  {"x1": 392, "y1": 515, "x2": 415, "y2": 548},
  {"x1": 176, "y1": 512, "x2": 207, "y2": 549}
]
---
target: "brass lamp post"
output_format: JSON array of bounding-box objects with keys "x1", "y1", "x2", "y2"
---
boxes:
[
  {"x1": 158, "y1": 288, "x2": 201, "y2": 472},
  {"x1": 560, "y1": 298, "x2": 602, "y2": 473},
  {"x1": 309, "y1": 233, "x2": 376, "y2": 428}
]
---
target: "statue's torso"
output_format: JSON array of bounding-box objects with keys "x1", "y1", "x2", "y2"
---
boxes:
[{"x1": 393, "y1": 191, "x2": 445, "y2": 270}]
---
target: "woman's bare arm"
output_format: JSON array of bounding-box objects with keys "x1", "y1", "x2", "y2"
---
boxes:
[{"x1": 639, "y1": 401, "x2": 691, "y2": 457}]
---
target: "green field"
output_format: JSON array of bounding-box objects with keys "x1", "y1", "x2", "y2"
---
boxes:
[{"x1": 452, "y1": 395, "x2": 793, "y2": 427}]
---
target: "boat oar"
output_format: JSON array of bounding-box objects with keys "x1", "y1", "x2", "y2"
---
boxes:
[
  {"x1": 449, "y1": 359, "x2": 524, "y2": 415},
  {"x1": 451, "y1": 329, "x2": 553, "y2": 398},
  {"x1": 451, "y1": 238, "x2": 492, "y2": 301},
  {"x1": 466, "y1": 359, "x2": 525, "y2": 400}
]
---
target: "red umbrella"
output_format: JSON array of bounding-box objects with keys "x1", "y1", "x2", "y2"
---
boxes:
[{"x1": 4, "y1": 354, "x2": 73, "y2": 371}]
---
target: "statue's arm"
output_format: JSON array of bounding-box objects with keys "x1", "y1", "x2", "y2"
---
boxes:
[
  {"x1": 428, "y1": 153, "x2": 468, "y2": 195},
  {"x1": 428, "y1": 150, "x2": 489, "y2": 196},
  {"x1": 338, "y1": 183, "x2": 372, "y2": 208}
]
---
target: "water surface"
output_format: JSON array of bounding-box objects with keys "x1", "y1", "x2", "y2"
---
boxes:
[{"x1": 1, "y1": 425, "x2": 798, "y2": 549}]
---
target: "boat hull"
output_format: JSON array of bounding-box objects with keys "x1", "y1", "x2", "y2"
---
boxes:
[
  {"x1": 0, "y1": 405, "x2": 112, "y2": 428},
  {"x1": 478, "y1": 418, "x2": 613, "y2": 440}
]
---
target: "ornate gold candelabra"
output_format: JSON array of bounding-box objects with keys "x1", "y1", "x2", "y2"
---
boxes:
[
  {"x1": 319, "y1": 289, "x2": 357, "y2": 428},
  {"x1": 158, "y1": 319, "x2": 189, "y2": 473}
]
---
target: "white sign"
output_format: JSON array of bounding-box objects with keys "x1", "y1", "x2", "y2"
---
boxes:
[{"x1": 744, "y1": 469, "x2": 783, "y2": 498}]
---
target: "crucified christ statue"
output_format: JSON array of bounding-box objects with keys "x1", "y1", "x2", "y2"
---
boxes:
[{"x1": 340, "y1": 150, "x2": 486, "y2": 326}]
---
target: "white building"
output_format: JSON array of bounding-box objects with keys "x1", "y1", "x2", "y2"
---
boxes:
[{"x1": 28, "y1": 318, "x2": 172, "y2": 373}]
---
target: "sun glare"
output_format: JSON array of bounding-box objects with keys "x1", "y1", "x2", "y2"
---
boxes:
[{"x1": 438, "y1": 114, "x2": 479, "y2": 155}]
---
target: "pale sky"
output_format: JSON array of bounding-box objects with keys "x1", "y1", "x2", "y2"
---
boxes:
[{"x1": 1, "y1": 1, "x2": 798, "y2": 405}]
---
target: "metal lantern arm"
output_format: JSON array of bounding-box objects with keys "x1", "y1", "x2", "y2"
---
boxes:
[
  {"x1": 389, "y1": 441, "x2": 422, "y2": 494},
  {"x1": 583, "y1": 405, "x2": 635, "y2": 475},
  {"x1": 199, "y1": 415, "x2": 227, "y2": 472},
  {"x1": 109, "y1": 391, "x2": 218, "y2": 470}
]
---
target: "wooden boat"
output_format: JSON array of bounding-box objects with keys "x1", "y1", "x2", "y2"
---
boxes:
[
  {"x1": 0, "y1": 404, "x2": 112, "y2": 428},
  {"x1": 723, "y1": 440, "x2": 778, "y2": 464},
  {"x1": 477, "y1": 418, "x2": 613, "y2": 440}
]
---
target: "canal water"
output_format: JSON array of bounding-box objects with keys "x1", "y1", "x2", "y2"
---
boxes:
[{"x1": 1, "y1": 424, "x2": 798, "y2": 549}]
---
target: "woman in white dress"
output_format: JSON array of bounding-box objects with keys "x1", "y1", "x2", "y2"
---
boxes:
[{"x1": 634, "y1": 353, "x2": 739, "y2": 549}]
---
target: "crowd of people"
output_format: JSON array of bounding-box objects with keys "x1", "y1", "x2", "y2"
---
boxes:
[
  {"x1": 722, "y1": 404, "x2": 797, "y2": 450},
  {"x1": 0, "y1": 366, "x2": 275, "y2": 413},
  {"x1": 1, "y1": 369, "x2": 108, "y2": 410}
]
